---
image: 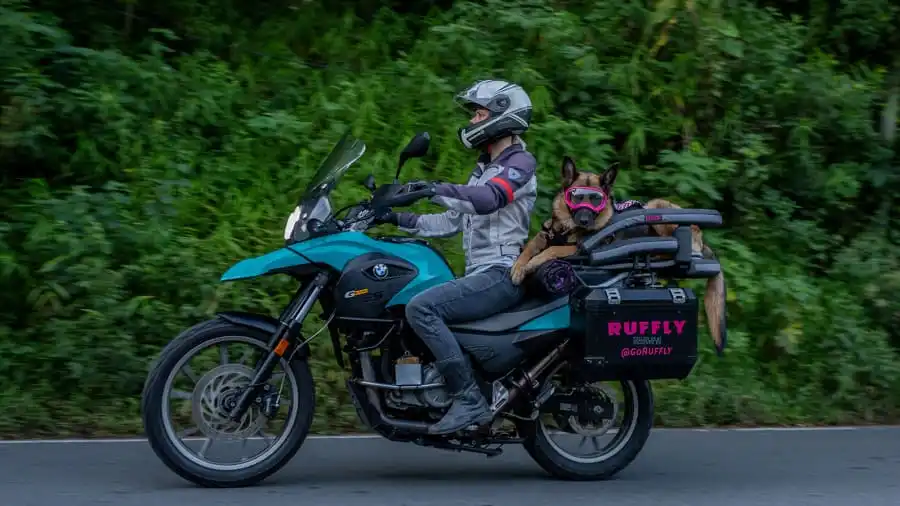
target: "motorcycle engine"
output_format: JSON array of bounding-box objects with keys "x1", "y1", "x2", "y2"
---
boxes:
[{"x1": 385, "y1": 363, "x2": 452, "y2": 410}]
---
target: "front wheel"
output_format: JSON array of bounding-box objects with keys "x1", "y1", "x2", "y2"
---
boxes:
[
  {"x1": 141, "y1": 319, "x2": 316, "y2": 487},
  {"x1": 518, "y1": 366, "x2": 654, "y2": 481}
]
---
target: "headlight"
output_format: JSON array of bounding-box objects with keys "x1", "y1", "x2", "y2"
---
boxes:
[
  {"x1": 283, "y1": 197, "x2": 332, "y2": 241},
  {"x1": 283, "y1": 206, "x2": 304, "y2": 240}
]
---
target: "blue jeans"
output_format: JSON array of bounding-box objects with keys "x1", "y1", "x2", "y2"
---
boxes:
[
  {"x1": 405, "y1": 265, "x2": 525, "y2": 369},
  {"x1": 405, "y1": 264, "x2": 525, "y2": 433}
]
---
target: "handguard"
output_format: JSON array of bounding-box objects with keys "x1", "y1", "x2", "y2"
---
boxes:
[{"x1": 370, "y1": 181, "x2": 436, "y2": 210}]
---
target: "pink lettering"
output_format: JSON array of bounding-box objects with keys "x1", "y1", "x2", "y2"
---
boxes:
[
  {"x1": 606, "y1": 320, "x2": 689, "y2": 338},
  {"x1": 619, "y1": 346, "x2": 674, "y2": 359}
]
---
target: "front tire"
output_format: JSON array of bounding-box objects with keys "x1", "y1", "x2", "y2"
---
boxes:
[
  {"x1": 141, "y1": 318, "x2": 316, "y2": 487},
  {"x1": 519, "y1": 378, "x2": 654, "y2": 481}
]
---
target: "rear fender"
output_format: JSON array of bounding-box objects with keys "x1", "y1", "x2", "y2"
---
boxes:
[{"x1": 216, "y1": 311, "x2": 310, "y2": 359}]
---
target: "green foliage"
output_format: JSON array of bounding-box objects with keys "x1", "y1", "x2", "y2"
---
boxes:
[{"x1": 1, "y1": 0, "x2": 899, "y2": 436}]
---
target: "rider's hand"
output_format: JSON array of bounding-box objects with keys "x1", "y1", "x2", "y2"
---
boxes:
[
  {"x1": 372, "y1": 207, "x2": 398, "y2": 225},
  {"x1": 405, "y1": 180, "x2": 436, "y2": 197}
]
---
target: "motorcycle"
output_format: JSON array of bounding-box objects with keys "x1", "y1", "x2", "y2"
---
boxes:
[{"x1": 140, "y1": 129, "x2": 726, "y2": 487}]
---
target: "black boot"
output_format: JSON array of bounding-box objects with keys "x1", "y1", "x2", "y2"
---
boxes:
[{"x1": 428, "y1": 358, "x2": 493, "y2": 435}]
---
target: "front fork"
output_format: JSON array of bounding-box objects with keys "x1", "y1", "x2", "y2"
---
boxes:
[{"x1": 228, "y1": 271, "x2": 329, "y2": 422}]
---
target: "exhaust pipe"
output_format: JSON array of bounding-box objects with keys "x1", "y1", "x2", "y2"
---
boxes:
[{"x1": 494, "y1": 339, "x2": 569, "y2": 414}]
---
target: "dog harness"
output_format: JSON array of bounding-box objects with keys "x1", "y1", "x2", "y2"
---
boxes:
[{"x1": 540, "y1": 218, "x2": 579, "y2": 247}]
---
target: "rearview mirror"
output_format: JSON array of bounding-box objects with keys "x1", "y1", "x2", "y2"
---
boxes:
[{"x1": 396, "y1": 132, "x2": 430, "y2": 181}]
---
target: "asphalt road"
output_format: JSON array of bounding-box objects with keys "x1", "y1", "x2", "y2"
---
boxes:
[{"x1": 1, "y1": 427, "x2": 899, "y2": 506}]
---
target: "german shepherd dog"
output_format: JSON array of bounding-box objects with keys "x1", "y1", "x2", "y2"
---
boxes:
[{"x1": 509, "y1": 155, "x2": 727, "y2": 353}]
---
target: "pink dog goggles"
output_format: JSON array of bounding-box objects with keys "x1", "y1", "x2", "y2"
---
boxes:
[{"x1": 564, "y1": 186, "x2": 609, "y2": 213}]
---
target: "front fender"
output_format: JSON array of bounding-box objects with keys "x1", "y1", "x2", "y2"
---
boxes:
[
  {"x1": 219, "y1": 232, "x2": 382, "y2": 282},
  {"x1": 220, "y1": 247, "x2": 314, "y2": 282},
  {"x1": 216, "y1": 311, "x2": 310, "y2": 359}
]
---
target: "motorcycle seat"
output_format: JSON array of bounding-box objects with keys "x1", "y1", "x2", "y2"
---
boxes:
[{"x1": 448, "y1": 295, "x2": 569, "y2": 333}]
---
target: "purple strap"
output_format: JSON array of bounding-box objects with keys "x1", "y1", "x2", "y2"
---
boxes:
[{"x1": 530, "y1": 259, "x2": 579, "y2": 296}]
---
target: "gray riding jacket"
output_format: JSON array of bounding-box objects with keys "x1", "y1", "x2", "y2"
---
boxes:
[{"x1": 396, "y1": 141, "x2": 538, "y2": 276}]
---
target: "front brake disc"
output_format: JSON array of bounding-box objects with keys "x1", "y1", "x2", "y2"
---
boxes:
[{"x1": 191, "y1": 364, "x2": 267, "y2": 440}]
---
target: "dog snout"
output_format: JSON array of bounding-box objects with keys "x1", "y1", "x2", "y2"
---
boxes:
[{"x1": 574, "y1": 209, "x2": 595, "y2": 227}]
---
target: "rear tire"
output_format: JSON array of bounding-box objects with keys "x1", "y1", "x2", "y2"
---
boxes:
[
  {"x1": 141, "y1": 318, "x2": 316, "y2": 487},
  {"x1": 519, "y1": 378, "x2": 654, "y2": 481}
]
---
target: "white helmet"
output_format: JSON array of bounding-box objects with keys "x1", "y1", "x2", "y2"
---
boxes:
[{"x1": 454, "y1": 79, "x2": 532, "y2": 150}]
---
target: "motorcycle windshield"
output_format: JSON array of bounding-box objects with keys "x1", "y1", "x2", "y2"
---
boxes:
[{"x1": 300, "y1": 128, "x2": 367, "y2": 202}]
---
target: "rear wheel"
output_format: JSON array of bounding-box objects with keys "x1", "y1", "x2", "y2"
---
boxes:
[
  {"x1": 518, "y1": 362, "x2": 654, "y2": 480},
  {"x1": 141, "y1": 319, "x2": 316, "y2": 487}
]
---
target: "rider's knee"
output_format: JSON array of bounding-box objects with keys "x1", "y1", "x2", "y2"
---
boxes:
[{"x1": 405, "y1": 294, "x2": 433, "y2": 325}]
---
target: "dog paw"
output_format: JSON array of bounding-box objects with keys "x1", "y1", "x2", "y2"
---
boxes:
[
  {"x1": 524, "y1": 258, "x2": 544, "y2": 274},
  {"x1": 510, "y1": 262, "x2": 526, "y2": 285}
]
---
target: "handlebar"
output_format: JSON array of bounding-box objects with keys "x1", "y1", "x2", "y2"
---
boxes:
[
  {"x1": 370, "y1": 181, "x2": 435, "y2": 210},
  {"x1": 324, "y1": 180, "x2": 436, "y2": 234}
]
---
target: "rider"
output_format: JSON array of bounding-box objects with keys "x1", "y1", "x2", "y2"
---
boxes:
[{"x1": 376, "y1": 79, "x2": 537, "y2": 435}]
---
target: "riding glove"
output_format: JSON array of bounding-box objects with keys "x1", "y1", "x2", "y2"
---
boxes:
[
  {"x1": 373, "y1": 208, "x2": 399, "y2": 225},
  {"x1": 406, "y1": 180, "x2": 437, "y2": 197}
]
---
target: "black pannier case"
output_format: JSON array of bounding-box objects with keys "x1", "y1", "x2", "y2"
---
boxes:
[{"x1": 569, "y1": 287, "x2": 699, "y2": 381}]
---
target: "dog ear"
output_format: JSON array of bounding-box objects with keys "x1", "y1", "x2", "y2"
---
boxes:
[
  {"x1": 600, "y1": 162, "x2": 619, "y2": 189},
  {"x1": 561, "y1": 156, "x2": 578, "y2": 188}
]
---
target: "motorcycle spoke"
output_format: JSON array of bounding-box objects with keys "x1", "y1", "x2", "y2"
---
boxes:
[
  {"x1": 170, "y1": 389, "x2": 192, "y2": 400},
  {"x1": 576, "y1": 436, "x2": 602, "y2": 451},
  {"x1": 255, "y1": 428, "x2": 274, "y2": 448},
  {"x1": 181, "y1": 364, "x2": 198, "y2": 384},
  {"x1": 237, "y1": 347, "x2": 254, "y2": 366},
  {"x1": 219, "y1": 343, "x2": 229, "y2": 365},
  {"x1": 197, "y1": 438, "x2": 213, "y2": 458},
  {"x1": 238, "y1": 437, "x2": 250, "y2": 461},
  {"x1": 178, "y1": 427, "x2": 200, "y2": 438}
]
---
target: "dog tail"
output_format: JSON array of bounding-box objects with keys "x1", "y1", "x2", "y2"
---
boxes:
[{"x1": 701, "y1": 243, "x2": 728, "y2": 356}]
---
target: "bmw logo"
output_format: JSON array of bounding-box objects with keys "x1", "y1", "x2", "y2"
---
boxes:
[{"x1": 372, "y1": 263, "x2": 389, "y2": 279}]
